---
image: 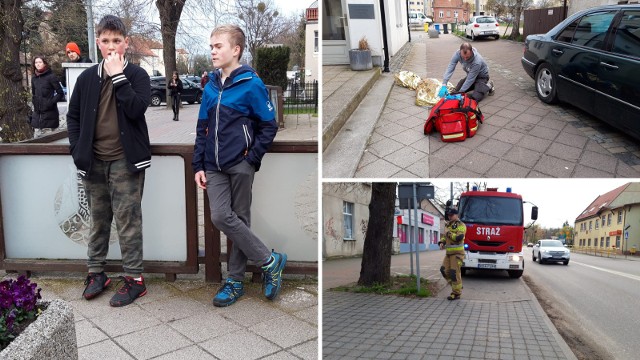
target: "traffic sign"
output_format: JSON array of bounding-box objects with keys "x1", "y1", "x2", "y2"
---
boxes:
[{"x1": 625, "y1": 231, "x2": 629, "y2": 239}]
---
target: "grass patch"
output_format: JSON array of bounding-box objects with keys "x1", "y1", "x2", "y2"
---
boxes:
[
  {"x1": 332, "y1": 274, "x2": 433, "y2": 298},
  {"x1": 283, "y1": 107, "x2": 317, "y2": 115}
]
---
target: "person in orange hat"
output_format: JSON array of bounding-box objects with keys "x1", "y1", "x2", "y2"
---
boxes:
[{"x1": 65, "y1": 42, "x2": 92, "y2": 63}]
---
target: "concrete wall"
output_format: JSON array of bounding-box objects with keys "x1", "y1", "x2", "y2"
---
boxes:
[
  {"x1": 624, "y1": 204, "x2": 640, "y2": 252},
  {"x1": 569, "y1": 0, "x2": 619, "y2": 16},
  {"x1": 323, "y1": 183, "x2": 372, "y2": 258}
]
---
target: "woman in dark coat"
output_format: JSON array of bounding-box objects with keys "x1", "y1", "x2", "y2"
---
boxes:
[
  {"x1": 31, "y1": 55, "x2": 63, "y2": 137},
  {"x1": 168, "y1": 71, "x2": 183, "y2": 121}
]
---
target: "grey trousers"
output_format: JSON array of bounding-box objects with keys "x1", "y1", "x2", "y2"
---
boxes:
[
  {"x1": 455, "y1": 77, "x2": 491, "y2": 102},
  {"x1": 83, "y1": 158, "x2": 145, "y2": 277},
  {"x1": 206, "y1": 160, "x2": 271, "y2": 281}
]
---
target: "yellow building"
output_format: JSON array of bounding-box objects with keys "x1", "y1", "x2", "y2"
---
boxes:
[{"x1": 575, "y1": 183, "x2": 640, "y2": 254}]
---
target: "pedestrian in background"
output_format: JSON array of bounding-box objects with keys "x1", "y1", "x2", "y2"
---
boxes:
[
  {"x1": 30, "y1": 55, "x2": 63, "y2": 138},
  {"x1": 67, "y1": 14, "x2": 151, "y2": 307},
  {"x1": 200, "y1": 70, "x2": 209, "y2": 88},
  {"x1": 193, "y1": 24, "x2": 285, "y2": 307},
  {"x1": 438, "y1": 42, "x2": 494, "y2": 101},
  {"x1": 168, "y1": 71, "x2": 183, "y2": 121},
  {"x1": 65, "y1": 42, "x2": 93, "y2": 63},
  {"x1": 439, "y1": 208, "x2": 466, "y2": 300}
]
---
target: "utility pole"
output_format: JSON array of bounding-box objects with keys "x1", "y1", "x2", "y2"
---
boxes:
[
  {"x1": 86, "y1": 0, "x2": 97, "y2": 62},
  {"x1": 475, "y1": 0, "x2": 480, "y2": 16}
]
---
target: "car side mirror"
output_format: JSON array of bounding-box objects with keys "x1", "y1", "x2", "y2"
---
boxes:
[{"x1": 531, "y1": 206, "x2": 538, "y2": 220}]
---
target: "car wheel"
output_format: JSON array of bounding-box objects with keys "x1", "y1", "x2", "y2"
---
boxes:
[
  {"x1": 196, "y1": 92, "x2": 202, "y2": 104},
  {"x1": 471, "y1": 31, "x2": 475, "y2": 41},
  {"x1": 461, "y1": 268, "x2": 467, "y2": 276},
  {"x1": 150, "y1": 94, "x2": 162, "y2": 107},
  {"x1": 563, "y1": 260, "x2": 569, "y2": 265},
  {"x1": 538, "y1": 255, "x2": 544, "y2": 264},
  {"x1": 535, "y1": 63, "x2": 558, "y2": 104},
  {"x1": 532, "y1": 253, "x2": 536, "y2": 262}
]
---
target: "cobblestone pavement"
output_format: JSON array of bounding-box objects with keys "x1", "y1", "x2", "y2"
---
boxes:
[
  {"x1": 354, "y1": 32, "x2": 640, "y2": 178},
  {"x1": 324, "y1": 292, "x2": 570, "y2": 360}
]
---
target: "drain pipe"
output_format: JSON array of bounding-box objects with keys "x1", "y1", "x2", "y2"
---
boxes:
[
  {"x1": 405, "y1": 0, "x2": 411, "y2": 42},
  {"x1": 380, "y1": 0, "x2": 391, "y2": 72}
]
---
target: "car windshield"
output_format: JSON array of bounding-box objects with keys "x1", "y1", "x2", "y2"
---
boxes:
[
  {"x1": 458, "y1": 196, "x2": 523, "y2": 225},
  {"x1": 540, "y1": 240, "x2": 564, "y2": 247}
]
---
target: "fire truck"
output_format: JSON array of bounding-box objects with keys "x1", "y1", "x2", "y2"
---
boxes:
[{"x1": 450, "y1": 187, "x2": 538, "y2": 279}]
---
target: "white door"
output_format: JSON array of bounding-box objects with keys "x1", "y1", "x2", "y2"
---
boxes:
[{"x1": 323, "y1": 0, "x2": 350, "y2": 65}]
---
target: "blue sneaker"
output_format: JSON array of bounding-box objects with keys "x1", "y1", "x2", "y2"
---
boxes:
[
  {"x1": 212, "y1": 278, "x2": 244, "y2": 307},
  {"x1": 262, "y1": 251, "x2": 287, "y2": 300}
]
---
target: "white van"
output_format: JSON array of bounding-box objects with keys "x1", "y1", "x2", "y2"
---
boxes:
[{"x1": 409, "y1": 11, "x2": 430, "y2": 26}]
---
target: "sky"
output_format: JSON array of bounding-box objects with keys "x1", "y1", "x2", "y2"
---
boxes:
[{"x1": 427, "y1": 179, "x2": 632, "y2": 229}]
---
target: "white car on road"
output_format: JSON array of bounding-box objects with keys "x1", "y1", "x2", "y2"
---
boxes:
[
  {"x1": 465, "y1": 16, "x2": 500, "y2": 40},
  {"x1": 532, "y1": 239, "x2": 570, "y2": 265}
]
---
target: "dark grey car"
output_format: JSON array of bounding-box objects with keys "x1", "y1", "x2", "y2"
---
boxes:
[{"x1": 521, "y1": 5, "x2": 640, "y2": 140}]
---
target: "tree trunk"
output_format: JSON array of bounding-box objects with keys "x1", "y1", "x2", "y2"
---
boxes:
[
  {"x1": 358, "y1": 183, "x2": 396, "y2": 286},
  {"x1": 509, "y1": 1, "x2": 524, "y2": 40},
  {"x1": 156, "y1": 0, "x2": 185, "y2": 109},
  {"x1": 0, "y1": 0, "x2": 33, "y2": 143}
]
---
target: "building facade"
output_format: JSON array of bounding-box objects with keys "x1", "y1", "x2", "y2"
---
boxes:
[
  {"x1": 575, "y1": 183, "x2": 640, "y2": 254},
  {"x1": 323, "y1": 183, "x2": 372, "y2": 258},
  {"x1": 433, "y1": 0, "x2": 468, "y2": 24},
  {"x1": 322, "y1": 0, "x2": 410, "y2": 66},
  {"x1": 394, "y1": 209, "x2": 442, "y2": 253},
  {"x1": 305, "y1": 2, "x2": 319, "y2": 82}
]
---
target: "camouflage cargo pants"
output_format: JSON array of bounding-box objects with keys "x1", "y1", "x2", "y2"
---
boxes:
[{"x1": 82, "y1": 158, "x2": 145, "y2": 276}]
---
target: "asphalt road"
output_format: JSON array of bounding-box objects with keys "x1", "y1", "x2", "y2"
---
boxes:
[{"x1": 522, "y1": 247, "x2": 640, "y2": 360}]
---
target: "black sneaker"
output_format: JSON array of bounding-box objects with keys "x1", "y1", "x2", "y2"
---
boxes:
[
  {"x1": 83, "y1": 272, "x2": 111, "y2": 300},
  {"x1": 109, "y1": 276, "x2": 147, "y2": 307}
]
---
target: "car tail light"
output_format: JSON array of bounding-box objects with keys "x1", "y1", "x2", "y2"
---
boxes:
[
  {"x1": 474, "y1": 24, "x2": 480, "y2": 27},
  {"x1": 496, "y1": 23, "x2": 500, "y2": 27}
]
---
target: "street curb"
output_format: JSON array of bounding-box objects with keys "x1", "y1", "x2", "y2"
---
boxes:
[{"x1": 521, "y1": 278, "x2": 578, "y2": 360}]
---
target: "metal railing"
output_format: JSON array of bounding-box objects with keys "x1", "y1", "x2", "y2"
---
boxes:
[{"x1": 283, "y1": 80, "x2": 318, "y2": 115}]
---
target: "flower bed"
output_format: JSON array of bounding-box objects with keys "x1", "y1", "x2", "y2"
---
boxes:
[{"x1": 0, "y1": 276, "x2": 77, "y2": 359}]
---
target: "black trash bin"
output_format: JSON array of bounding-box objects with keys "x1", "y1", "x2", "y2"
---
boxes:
[{"x1": 443, "y1": 23, "x2": 449, "y2": 34}]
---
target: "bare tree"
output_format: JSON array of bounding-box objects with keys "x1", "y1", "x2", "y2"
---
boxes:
[
  {"x1": 0, "y1": 0, "x2": 32, "y2": 142},
  {"x1": 273, "y1": 12, "x2": 305, "y2": 71},
  {"x1": 358, "y1": 183, "x2": 396, "y2": 286},
  {"x1": 235, "y1": 0, "x2": 293, "y2": 67},
  {"x1": 156, "y1": 0, "x2": 186, "y2": 107},
  {"x1": 535, "y1": 0, "x2": 562, "y2": 8}
]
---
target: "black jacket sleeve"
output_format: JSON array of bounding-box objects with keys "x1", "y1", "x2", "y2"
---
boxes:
[{"x1": 110, "y1": 70, "x2": 150, "y2": 121}]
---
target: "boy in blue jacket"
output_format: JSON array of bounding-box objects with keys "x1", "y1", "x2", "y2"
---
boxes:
[{"x1": 192, "y1": 25, "x2": 285, "y2": 307}]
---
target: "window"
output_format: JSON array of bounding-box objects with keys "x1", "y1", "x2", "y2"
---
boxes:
[
  {"x1": 606, "y1": 237, "x2": 610, "y2": 247},
  {"x1": 612, "y1": 10, "x2": 640, "y2": 59},
  {"x1": 607, "y1": 213, "x2": 612, "y2": 226},
  {"x1": 616, "y1": 235, "x2": 621, "y2": 248},
  {"x1": 314, "y1": 30, "x2": 318, "y2": 53},
  {"x1": 571, "y1": 11, "x2": 616, "y2": 49},
  {"x1": 454, "y1": 11, "x2": 458, "y2": 19},
  {"x1": 589, "y1": 221, "x2": 592, "y2": 230},
  {"x1": 447, "y1": 11, "x2": 451, "y2": 17},
  {"x1": 618, "y1": 210, "x2": 623, "y2": 224},
  {"x1": 588, "y1": 238, "x2": 591, "y2": 246},
  {"x1": 343, "y1": 201, "x2": 354, "y2": 240},
  {"x1": 601, "y1": 216, "x2": 605, "y2": 227},
  {"x1": 600, "y1": 237, "x2": 604, "y2": 247},
  {"x1": 595, "y1": 220, "x2": 599, "y2": 229},
  {"x1": 439, "y1": 11, "x2": 444, "y2": 18}
]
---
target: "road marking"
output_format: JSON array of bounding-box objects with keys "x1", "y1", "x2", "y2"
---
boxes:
[{"x1": 572, "y1": 261, "x2": 640, "y2": 282}]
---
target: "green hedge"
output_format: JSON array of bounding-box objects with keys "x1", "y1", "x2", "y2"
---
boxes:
[{"x1": 255, "y1": 46, "x2": 290, "y2": 91}]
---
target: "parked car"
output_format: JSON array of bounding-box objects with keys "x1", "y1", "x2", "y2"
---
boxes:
[
  {"x1": 521, "y1": 5, "x2": 640, "y2": 140},
  {"x1": 527, "y1": 243, "x2": 534, "y2": 247},
  {"x1": 532, "y1": 239, "x2": 570, "y2": 265},
  {"x1": 182, "y1": 75, "x2": 201, "y2": 84},
  {"x1": 465, "y1": 16, "x2": 500, "y2": 40},
  {"x1": 149, "y1": 76, "x2": 202, "y2": 107}
]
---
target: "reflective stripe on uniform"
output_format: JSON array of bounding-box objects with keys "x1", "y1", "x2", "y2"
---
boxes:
[{"x1": 446, "y1": 245, "x2": 464, "y2": 253}]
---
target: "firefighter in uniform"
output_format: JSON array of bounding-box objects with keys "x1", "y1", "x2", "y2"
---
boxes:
[{"x1": 439, "y1": 208, "x2": 466, "y2": 300}]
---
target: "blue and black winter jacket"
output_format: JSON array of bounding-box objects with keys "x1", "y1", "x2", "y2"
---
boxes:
[{"x1": 192, "y1": 65, "x2": 277, "y2": 173}]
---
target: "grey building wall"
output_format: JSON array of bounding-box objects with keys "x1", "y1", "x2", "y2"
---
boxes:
[
  {"x1": 569, "y1": 0, "x2": 619, "y2": 16},
  {"x1": 323, "y1": 183, "x2": 372, "y2": 258}
]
